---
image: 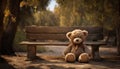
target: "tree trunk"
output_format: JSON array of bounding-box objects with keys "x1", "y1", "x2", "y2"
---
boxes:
[
  {"x1": 116, "y1": 24, "x2": 120, "y2": 55},
  {"x1": 0, "y1": 0, "x2": 7, "y2": 54},
  {"x1": 1, "y1": 0, "x2": 21, "y2": 55},
  {"x1": 116, "y1": 2, "x2": 120, "y2": 55}
]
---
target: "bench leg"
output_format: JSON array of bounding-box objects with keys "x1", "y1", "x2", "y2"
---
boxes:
[
  {"x1": 27, "y1": 45, "x2": 37, "y2": 60},
  {"x1": 91, "y1": 45, "x2": 101, "y2": 60}
]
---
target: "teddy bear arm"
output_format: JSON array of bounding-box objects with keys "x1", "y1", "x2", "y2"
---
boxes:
[
  {"x1": 64, "y1": 45, "x2": 72, "y2": 55},
  {"x1": 84, "y1": 45, "x2": 92, "y2": 58}
]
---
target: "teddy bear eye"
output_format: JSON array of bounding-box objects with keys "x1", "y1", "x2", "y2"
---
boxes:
[
  {"x1": 74, "y1": 35, "x2": 81, "y2": 38},
  {"x1": 77, "y1": 35, "x2": 81, "y2": 38}
]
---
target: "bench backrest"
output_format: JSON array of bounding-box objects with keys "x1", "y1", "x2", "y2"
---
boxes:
[{"x1": 25, "y1": 26, "x2": 103, "y2": 41}]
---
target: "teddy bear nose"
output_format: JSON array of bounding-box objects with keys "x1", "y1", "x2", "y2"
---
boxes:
[
  {"x1": 75, "y1": 38, "x2": 81, "y2": 42},
  {"x1": 76, "y1": 39, "x2": 79, "y2": 42},
  {"x1": 73, "y1": 38, "x2": 82, "y2": 44}
]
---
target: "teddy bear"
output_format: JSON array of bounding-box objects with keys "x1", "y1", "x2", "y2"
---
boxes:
[{"x1": 64, "y1": 29, "x2": 92, "y2": 63}]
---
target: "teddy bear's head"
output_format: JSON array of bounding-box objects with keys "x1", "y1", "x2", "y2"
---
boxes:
[{"x1": 66, "y1": 29, "x2": 88, "y2": 45}]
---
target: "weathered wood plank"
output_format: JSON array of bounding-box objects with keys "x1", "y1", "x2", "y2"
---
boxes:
[
  {"x1": 26, "y1": 26, "x2": 103, "y2": 40},
  {"x1": 20, "y1": 41, "x2": 106, "y2": 46},
  {"x1": 20, "y1": 41, "x2": 69, "y2": 46},
  {"x1": 27, "y1": 45, "x2": 37, "y2": 60},
  {"x1": 26, "y1": 34, "x2": 67, "y2": 40},
  {"x1": 26, "y1": 26, "x2": 103, "y2": 34},
  {"x1": 26, "y1": 33, "x2": 103, "y2": 41}
]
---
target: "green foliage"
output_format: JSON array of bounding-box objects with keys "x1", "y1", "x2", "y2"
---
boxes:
[
  {"x1": 19, "y1": 0, "x2": 51, "y2": 29},
  {"x1": 56, "y1": 0, "x2": 119, "y2": 29},
  {"x1": 14, "y1": 29, "x2": 26, "y2": 52},
  {"x1": 56, "y1": 0, "x2": 94, "y2": 26},
  {"x1": 34, "y1": 10, "x2": 59, "y2": 26},
  {"x1": 26, "y1": 0, "x2": 50, "y2": 11},
  {"x1": 37, "y1": 0, "x2": 50, "y2": 10}
]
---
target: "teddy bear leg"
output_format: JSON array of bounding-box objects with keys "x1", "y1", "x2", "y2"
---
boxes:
[
  {"x1": 78, "y1": 53, "x2": 90, "y2": 63},
  {"x1": 65, "y1": 53, "x2": 76, "y2": 63}
]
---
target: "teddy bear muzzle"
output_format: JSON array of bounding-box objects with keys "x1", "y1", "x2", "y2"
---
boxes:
[{"x1": 73, "y1": 38, "x2": 82, "y2": 44}]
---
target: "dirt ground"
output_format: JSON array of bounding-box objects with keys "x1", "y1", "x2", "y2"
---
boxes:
[{"x1": 0, "y1": 46, "x2": 120, "y2": 69}]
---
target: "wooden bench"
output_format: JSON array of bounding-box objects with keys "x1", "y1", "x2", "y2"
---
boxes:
[{"x1": 20, "y1": 26, "x2": 106, "y2": 60}]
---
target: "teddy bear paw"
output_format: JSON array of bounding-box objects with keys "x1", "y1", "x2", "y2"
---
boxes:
[
  {"x1": 78, "y1": 53, "x2": 90, "y2": 63},
  {"x1": 65, "y1": 53, "x2": 76, "y2": 63}
]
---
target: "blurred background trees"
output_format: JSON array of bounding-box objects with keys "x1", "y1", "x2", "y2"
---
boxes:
[{"x1": 56, "y1": 0, "x2": 119, "y2": 28}]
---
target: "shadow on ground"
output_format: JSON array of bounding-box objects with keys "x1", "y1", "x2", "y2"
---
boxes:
[
  {"x1": 0, "y1": 46, "x2": 120, "y2": 69},
  {"x1": 0, "y1": 57, "x2": 15, "y2": 69}
]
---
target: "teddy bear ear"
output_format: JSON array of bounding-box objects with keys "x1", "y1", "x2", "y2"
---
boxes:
[
  {"x1": 82, "y1": 30, "x2": 88, "y2": 36},
  {"x1": 66, "y1": 32, "x2": 72, "y2": 39}
]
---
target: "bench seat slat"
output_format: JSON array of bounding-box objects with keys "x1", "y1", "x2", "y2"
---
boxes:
[
  {"x1": 20, "y1": 41, "x2": 69, "y2": 46},
  {"x1": 20, "y1": 41, "x2": 106, "y2": 46}
]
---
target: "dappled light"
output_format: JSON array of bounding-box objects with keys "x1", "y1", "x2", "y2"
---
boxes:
[{"x1": 0, "y1": 0, "x2": 120, "y2": 69}]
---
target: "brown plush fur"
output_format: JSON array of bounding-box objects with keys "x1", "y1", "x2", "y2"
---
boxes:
[{"x1": 64, "y1": 29, "x2": 91, "y2": 63}]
